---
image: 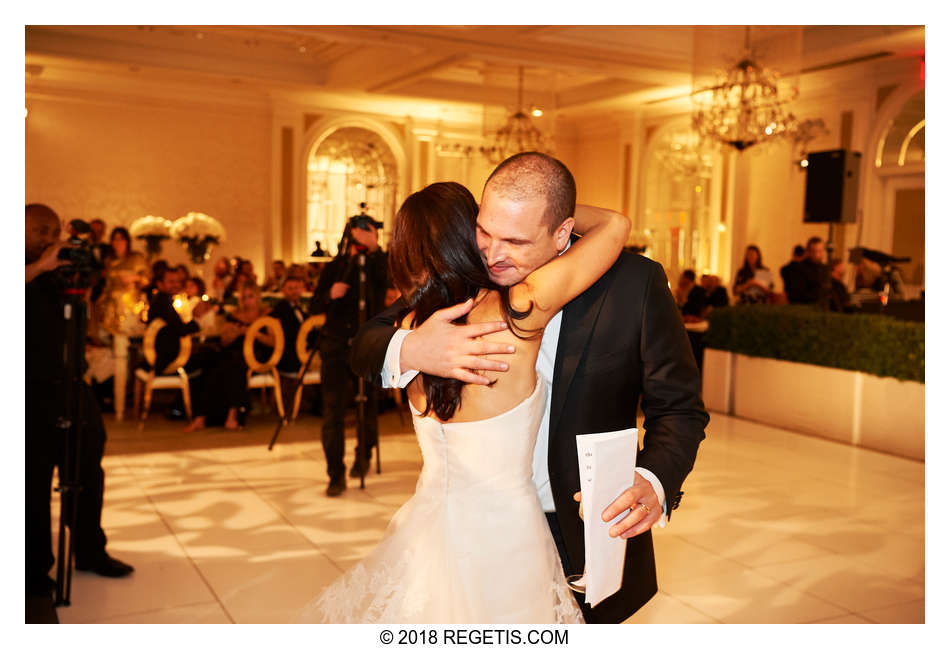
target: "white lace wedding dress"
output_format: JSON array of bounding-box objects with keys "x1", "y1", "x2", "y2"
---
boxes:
[{"x1": 301, "y1": 377, "x2": 584, "y2": 623}]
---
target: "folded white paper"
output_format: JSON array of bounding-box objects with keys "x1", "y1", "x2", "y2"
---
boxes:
[{"x1": 575, "y1": 428, "x2": 637, "y2": 607}]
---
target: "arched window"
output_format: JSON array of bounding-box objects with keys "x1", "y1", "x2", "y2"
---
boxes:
[
  {"x1": 641, "y1": 122, "x2": 718, "y2": 279},
  {"x1": 876, "y1": 89, "x2": 924, "y2": 168},
  {"x1": 306, "y1": 127, "x2": 398, "y2": 256}
]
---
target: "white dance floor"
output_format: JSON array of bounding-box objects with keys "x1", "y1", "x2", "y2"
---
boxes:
[{"x1": 51, "y1": 405, "x2": 924, "y2": 624}]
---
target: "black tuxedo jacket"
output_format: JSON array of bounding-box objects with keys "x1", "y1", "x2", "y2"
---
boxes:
[
  {"x1": 349, "y1": 251, "x2": 708, "y2": 623},
  {"x1": 147, "y1": 292, "x2": 200, "y2": 374}
]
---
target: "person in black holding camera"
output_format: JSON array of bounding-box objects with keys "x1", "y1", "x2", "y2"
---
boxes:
[
  {"x1": 25, "y1": 204, "x2": 133, "y2": 602},
  {"x1": 310, "y1": 209, "x2": 389, "y2": 496}
]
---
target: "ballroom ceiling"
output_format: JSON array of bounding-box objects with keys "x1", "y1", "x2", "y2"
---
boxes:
[{"x1": 25, "y1": 25, "x2": 925, "y2": 120}]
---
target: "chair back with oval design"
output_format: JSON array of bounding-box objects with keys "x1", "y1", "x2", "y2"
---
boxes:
[
  {"x1": 295, "y1": 314, "x2": 325, "y2": 369},
  {"x1": 242, "y1": 316, "x2": 287, "y2": 421},
  {"x1": 243, "y1": 316, "x2": 285, "y2": 373},
  {"x1": 143, "y1": 318, "x2": 192, "y2": 375},
  {"x1": 135, "y1": 318, "x2": 195, "y2": 425}
]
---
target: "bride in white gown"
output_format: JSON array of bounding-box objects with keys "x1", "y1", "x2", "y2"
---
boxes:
[{"x1": 302, "y1": 180, "x2": 629, "y2": 623}]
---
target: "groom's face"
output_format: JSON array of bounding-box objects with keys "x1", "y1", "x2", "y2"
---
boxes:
[{"x1": 476, "y1": 188, "x2": 567, "y2": 286}]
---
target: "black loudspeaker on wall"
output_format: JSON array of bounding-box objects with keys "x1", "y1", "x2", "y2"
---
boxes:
[{"x1": 803, "y1": 149, "x2": 862, "y2": 223}]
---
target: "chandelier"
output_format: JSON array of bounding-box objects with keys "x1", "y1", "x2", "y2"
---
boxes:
[
  {"x1": 480, "y1": 67, "x2": 553, "y2": 163},
  {"x1": 691, "y1": 27, "x2": 799, "y2": 152},
  {"x1": 656, "y1": 128, "x2": 715, "y2": 180},
  {"x1": 790, "y1": 118, "x2": 830, "y2": 169}
]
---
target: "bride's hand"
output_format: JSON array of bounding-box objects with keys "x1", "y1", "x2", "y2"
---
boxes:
[{"x1": 573, "y1": 491, "x2": 583, "y2": 521}]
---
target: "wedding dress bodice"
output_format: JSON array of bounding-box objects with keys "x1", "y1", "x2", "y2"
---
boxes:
[{"x1": 409, "y1": 377, "x2": 545, "y2": 501}]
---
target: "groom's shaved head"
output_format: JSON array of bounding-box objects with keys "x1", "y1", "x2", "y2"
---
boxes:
[{"x1": 484, "y1": 152, "x2": 576, "y2": 232}]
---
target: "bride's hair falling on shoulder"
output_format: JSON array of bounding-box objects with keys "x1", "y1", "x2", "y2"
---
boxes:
[{"x1": 388, "y1": 181, "x2": 534, "y2": 421}]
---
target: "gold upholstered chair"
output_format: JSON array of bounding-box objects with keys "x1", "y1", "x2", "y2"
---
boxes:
[
  {"x1": 289, "y1": 314, "x2": 325, "y2": 422},
  {"x1": 133, "y1": 318, "x2": 196, "y2": 426},
  {"x1": 243, "y1": 316, "x2": 286, "y2": 421}
]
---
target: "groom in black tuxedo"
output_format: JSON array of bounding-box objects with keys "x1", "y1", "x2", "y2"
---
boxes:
[{"x1": 350, "y1": 152, "x2": 708, "y2": 623}]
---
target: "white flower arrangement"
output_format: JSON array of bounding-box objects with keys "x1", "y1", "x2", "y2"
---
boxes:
[
  {"x1": 129, "y1": 215, "x2": 173, "y2": 239},
  {"x1": 171, "y1": 212, "x2": 226, "y2": 263},
  {"x1": 129, "y1": 215, "x2": 173, "y2": 258},
  {"x1": 171, "y1": 212, "x2": 226, "y2": 242}
]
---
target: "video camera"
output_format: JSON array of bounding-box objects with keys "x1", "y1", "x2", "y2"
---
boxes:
[
  {"x1": 347, "y1": 204, "x2": 384, "y2": 233},
  {"x1": 57, "y1": 219, "x2": 102, "y2": 288},
  {"x1": 338, "y1": 203, "x2": 383, "y2": 257},
  {"x1": 848, "y1": 246, "x2": 911, "y2": 268}
]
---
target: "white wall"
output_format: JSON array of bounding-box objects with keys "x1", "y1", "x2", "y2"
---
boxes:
[{"x1": 26, "y1": 93, "x2": 272, "y2": 281}]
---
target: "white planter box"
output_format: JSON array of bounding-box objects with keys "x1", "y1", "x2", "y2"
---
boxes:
[
  {"x1": 701, "y1": 349, "x2": 924, "y2": 460},
  {"x1": 858, "y1": 373, "x2": 926, "y2": 460},
  {"x1": 701, "y1": 348, "x2": 733, "y2": 414},
  {"x1": 734, "y1": 355, "x2": 857, "y2": 445}
]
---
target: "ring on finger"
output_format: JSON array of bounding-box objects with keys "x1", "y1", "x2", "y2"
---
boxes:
[{"x1": 638, "y1": 503, "x2": 651, "y2": 515}]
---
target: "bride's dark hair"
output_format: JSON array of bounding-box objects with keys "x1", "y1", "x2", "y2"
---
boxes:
[{"x1": 389, "y1": 181, "x2": 538, "y2": 421}]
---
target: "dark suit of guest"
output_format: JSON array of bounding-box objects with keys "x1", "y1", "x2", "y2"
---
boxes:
[
  {"x1": 705, "y1": 286, "x2": 729, "y2": 309},
  {"x1": 796, "y1": 259, "x2": 831, "y2": 307},
  {"x1": 781, "y1": 260, "x2": 804, "y2": 303},
  {"x1": 350, "y1": 249, "x2": 708, "y2": 623},
  {"x1": 270, "y1": 298, "x2": 307, "y2": 375},
  {"x1": 147, "y1": 291, "x2": 200, "y2": 374},
  {"x1": 681, "y1": 285, "x2": 707, "y2": 318}
]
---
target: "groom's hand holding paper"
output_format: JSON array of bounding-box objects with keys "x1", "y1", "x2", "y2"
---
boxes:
[
  {"x1": 573, "y1": 428, "x2": 639, "y2": 607},
  {"x1": 603, "y1": 473, "x2": 662, "y2": 539}
]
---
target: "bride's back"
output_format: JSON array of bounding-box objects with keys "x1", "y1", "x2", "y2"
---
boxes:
[{"x1": 405, "y1": 288, "x2": 543, "y2": 424}]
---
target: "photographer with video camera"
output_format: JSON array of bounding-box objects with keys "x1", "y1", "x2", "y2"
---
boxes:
[
  {"x1": 309, "y1": 207, "x2": 389, "y2": 496},
  {"x1": 25, "y1": 204, "x2": 133, "y2": 606}
]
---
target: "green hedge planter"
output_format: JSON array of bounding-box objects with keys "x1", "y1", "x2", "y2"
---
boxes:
[{"x1": 705, "y1": 305, "x2": 924, "y2": 383}]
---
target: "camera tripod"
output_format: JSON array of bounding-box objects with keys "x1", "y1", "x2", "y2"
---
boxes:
[
  {"x1": 53, "y1": 287, "x2": 89, "y2": 607},
  {"x1": 268, "y1": 249, "x2": 380, "y2": 488}
]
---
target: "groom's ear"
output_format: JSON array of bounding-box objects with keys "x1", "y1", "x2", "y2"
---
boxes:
[{"x1": 554, "y1": 217, "x2": 575, "y2": 252}]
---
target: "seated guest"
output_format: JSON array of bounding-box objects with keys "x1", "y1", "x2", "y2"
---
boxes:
[
  {"x1": 182, "y1": 276, "x2": 216, "y2": 329},
  {"x1": 262, "y1": 260, "x2": 287, "y2": 292},
  {"x1": 793, "y1": 237, "x2": 831, "y2": 306},
  {"x1": 88, "y1": 218, "x2": 112, "y2": 303},
  {"x1": 286, "y1": 262, "x2": 313, "y2": 292},
  {"x1": 780, "y1": 244, "x2": 806, "y2": 301},
  {"x1": 146, "y1": 266, "x2": 213, "y2": 375},
  {"x1": 701, "y1": 274, "x2": 729, "y2": 309},
  {"x1": 143, "y1": 259, "x2": 170, "y2": 298},
  {"x1": 270, "y1": 269, "x2": 309, "y2": 377},
  {"x1": 183, "y1": 283, "x2": 274, "y2": 432},
  {"x1": 733, "y1": 244, "x2": 773, "y2": 304},
  {"x1": 673, "y1": 269, "x2": 693, "y2": 308},
  {"x1": 225, "y1": 258, "x2": 258, "y2": 297},
  {"x1": 828, "y1": 258, "x2": 854, "y2": 313},
  {"x1": 184, "y1": 276, "x2": 205, "y2": 300},
  {"x1": 174, "y1": 263, "x2": 190, "y2": 282},
  {"x1": 210, "y1": 256, "x2": 232, "y2": 300},
  {"x1": 677, "y1": 269, "x2": 707, "y2": 323}
]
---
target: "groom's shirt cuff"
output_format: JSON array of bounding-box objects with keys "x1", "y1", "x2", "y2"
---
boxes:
[
  {"x1": 634, "y1": 467, "x2": 667, "y2": 529},
  {"x1": 382, "y1": 328, "x2": 419, "y2": 389}
]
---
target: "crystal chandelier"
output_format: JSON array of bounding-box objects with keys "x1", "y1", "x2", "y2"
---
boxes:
[
  {"x1": 656, "y1": 128, "x2": 716, "y2": 180},
  {"x1": 691, "y1": 27, "x2": 799, "y2": 152},
  {"x1": 790, "y1": 118, "x2": 830, "y2": 169},
  {"x1": 480, "y1": 67, "x2": 553, "y2": 164}
]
